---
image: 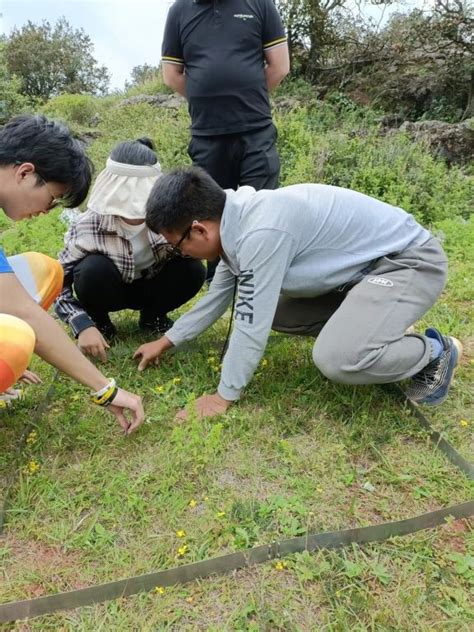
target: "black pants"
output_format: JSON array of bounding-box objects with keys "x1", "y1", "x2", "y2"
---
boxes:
[
  {"x1": 189, "y1": 123, "x2": 280, "y2": 280},
  {"x1": 73, "y1": 254, "x2": 205, "y2": 326}
]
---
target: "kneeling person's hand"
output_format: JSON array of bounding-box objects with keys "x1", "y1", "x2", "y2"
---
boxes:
[
  {"x1": 176, "y1": 392, "x2": 232, "y2": 421},
  {"x1": 78, "y1": 327, "x2": 110, "y2": 362},
  {"x1": 134, "y1": 335, "x2": 174, "y2": 371}
]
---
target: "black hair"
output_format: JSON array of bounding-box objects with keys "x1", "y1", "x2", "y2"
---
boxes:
[
  {"x1": 109, "y1": 137, "x2": 157, "y2": 166},
  {"x1": 0, "y1": 114, "x2": 93, "y2": 207},
  {"x1": 146, "y1": 166, "x2": 226, "y2": 233}
]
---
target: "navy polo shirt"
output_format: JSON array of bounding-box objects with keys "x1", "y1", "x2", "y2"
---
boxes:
[{"x1": 162, "y1": 0, "x2": 286, "y2": 136}]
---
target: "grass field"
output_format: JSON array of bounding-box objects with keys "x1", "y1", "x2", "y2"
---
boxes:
[{"x1": 0, "y1": 99, "x2": 473, "y2": 630}]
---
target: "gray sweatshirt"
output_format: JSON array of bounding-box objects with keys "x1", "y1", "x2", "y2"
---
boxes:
[{"x1": 166, "y1": 184, "x2": 431, "y2": 400}]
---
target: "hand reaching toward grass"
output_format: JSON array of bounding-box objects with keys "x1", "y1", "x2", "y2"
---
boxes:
[
  {"x1": 0, "y1": 370, "x2": 43, "y2": 406},
  {"x1": 108, "y1": 388, "x2": 144, "y2": 435},
  {"x1": 19, "y1": 369, "x2": 42, "y2": 385},
  {"x1": 78, "y1": 327, "x2": 110, "y2": 362},
  {"x1": 175, "y1": 392, "x2": 231, "y2": 421},
  {"x1": 133, "y1": 335, "x2": 174, "y2": 371}
]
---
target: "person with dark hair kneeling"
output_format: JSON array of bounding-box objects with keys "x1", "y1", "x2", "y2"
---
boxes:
[
  {"x1": 55, "y1": 138, "x2": 205, "y2": 361},
  {"x1": 0, "y1": 115, "x2": 143, "y2": 432},
  {"x1": 134, "y1": 166, "x2": 462, "y2": 420}
]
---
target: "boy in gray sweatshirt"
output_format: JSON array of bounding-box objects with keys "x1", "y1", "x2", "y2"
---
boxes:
[{"x1": 134, "y1": 167, "x2": 462, "y2": 420}]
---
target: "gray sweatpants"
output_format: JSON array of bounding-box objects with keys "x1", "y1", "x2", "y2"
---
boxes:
[{"x1": 272, "y1": 237, "x2": 448, "y2": 385}]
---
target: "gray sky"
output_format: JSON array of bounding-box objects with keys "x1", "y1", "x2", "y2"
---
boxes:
[
  {"x1": 0, "y1": 0, "x2": 431, "y2": 91},
  {"x1": 0, "y1": 0, "x2": 172, "y2": 90}
]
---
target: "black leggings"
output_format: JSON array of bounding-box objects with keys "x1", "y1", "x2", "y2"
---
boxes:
[{"x1": 73, "y1": 254, "x2": 205, "y2": 325}]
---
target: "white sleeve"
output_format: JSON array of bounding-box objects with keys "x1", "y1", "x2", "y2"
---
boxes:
[{"x1": 217, "y1": 229, "x2": 295, "y2": 400}]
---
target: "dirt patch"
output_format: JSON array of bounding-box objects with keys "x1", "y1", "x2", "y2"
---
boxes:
[
  {"x1": 2, "y1": 535, "x2": 87, "y2": 595},
  {"x1": 434, "y1": 517, "x2": 472, "y2": 554}
]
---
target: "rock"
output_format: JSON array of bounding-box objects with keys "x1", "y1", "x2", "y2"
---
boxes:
[
  {"x1": 75, "y1": 129, "x2": 102, "y2": 147},
  {"x1": 398, "y1": 119, "x2": 474, "y2": 166},
  {"x1": 348, "y1": 88, "x2": 371, "y2": 106},
  {"x1": 273, "y1": 96, "x2": 303, "y2": 112},
  {"x1": 89, "y1": 113, "x2": 102, "y2": 127},
  {"x1": 118, "y1": 94, "x2": 186, "y2": 109},
  {"x1": 377, "y1": 113, "x2": 406, "y2": 130}
]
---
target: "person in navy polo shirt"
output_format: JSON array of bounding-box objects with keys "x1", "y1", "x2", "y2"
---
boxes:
[{"x1": 161, "y1": 0, "x2": 289, "y2": 280}]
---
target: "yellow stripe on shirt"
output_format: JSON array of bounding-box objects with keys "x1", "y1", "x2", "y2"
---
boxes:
[
  {"x1": 263, "y1": 36, "x2": 287, "y2": 50},
  {"x1": 161, "y1": 55, "x2": 185, "y2": 64}
]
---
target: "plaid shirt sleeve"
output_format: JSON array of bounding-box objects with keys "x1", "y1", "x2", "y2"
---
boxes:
[
  {"x1": 54, "y1": 212, "x2": 175, "y2": 336},
  {"x1": 54, "y1": 219, "x2": 97, "y2": 337}
]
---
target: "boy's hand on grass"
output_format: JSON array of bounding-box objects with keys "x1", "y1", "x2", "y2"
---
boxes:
[
  {"x1": 108, "y1": 387, "x2": 144, "y2": 435},
  {"x1": 175, "y1": 392, "x2": 231, "y2": 421},
  {"x1": 78, "y1": 327, "x2": 109, "y2": 362},
  {"x1": 18, "y1": 369, "x2": 42, "y2": 385},
  {"x1": 134, "y1": 336, "x2": 174, "y2": 371}
]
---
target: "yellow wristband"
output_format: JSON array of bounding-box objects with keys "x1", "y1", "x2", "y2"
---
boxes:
[{"x1": 91, "y1": 379, "x2": 117, "y2": 406}]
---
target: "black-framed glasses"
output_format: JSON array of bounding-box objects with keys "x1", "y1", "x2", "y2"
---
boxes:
[
  {"x1": 170, "y1": 225, "x2": 193, "y2": 256},
  {"x1": 14, "y1": 161, "x2": 63, "y2": 210},
  {"x1": 41, "y1": 179, "x2": 62, "y2": 210}
]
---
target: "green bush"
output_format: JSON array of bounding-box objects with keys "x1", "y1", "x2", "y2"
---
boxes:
[
  {"x1": 124, "y1": 75, "x2": 172, "y2": 98},
  {"x1": 0, "y1": 66, "x2": 31, "y2": 123},
  {"x1": 0, "y1": 208, "x2": 66, "y2": 258},
  {"x1": 87, "y1": 102, "x2": 191, "y2": 171},
  {"x1": 42, "y1": 93, "x2": 98, "y2": 126},
  {"x1": 275, "y1": 105, "x2": 473, "y2": 226}
]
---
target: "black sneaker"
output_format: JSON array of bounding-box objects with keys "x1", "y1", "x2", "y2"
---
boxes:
[
  {"x1": 405, "y1": 328, "x2": 462, "y2": 406},
  {"x1": 139, "y1": 314, "x2": 174, "y2": 336}
]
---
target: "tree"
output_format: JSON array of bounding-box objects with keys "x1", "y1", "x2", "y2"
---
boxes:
[
  {"x1": 0, "y1": 39, "x2": 29, "y2": 123},
  {"x1": 126, "y1": 64, "x2": 161, "y2": 89},
  {"x1": 277, "y1": 0, "x2": 350, "y2": 80},
  {"x1": 4, "y1": 17, "x2": 110, "y2": 101},
  {"x1": 277, "y1": 0, "x2": 473, "y2": 120}
]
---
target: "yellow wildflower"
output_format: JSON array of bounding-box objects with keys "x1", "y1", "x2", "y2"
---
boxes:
[
  {"x1": 177, "y1": 544, "x2": 188, "y2": 557},
  {"x1": 274, "y1": 560, "x2": 286, "y2": 571},
  {"x1": 216, "y1": 511, "x2": 226, "y2": 518},
  {"x1": 176, "y1": 529, "x2": 186, "y2": 538},
  {"x1": 261, "y1": 358, "x2": 268, "y2": 368},
  {"x1": 316, "y1": 487, "x2": 323, "y2": 493},
  {"x1": 28, "y1": 460, "x2": 40, "y2": 474},
  {"x1": 188, "y1": 499, "x2": 197, "y2": 508},
  {"x1": 0, "y1": 400, "x2": 7, "y2": 409},
  {"x1": 26, "y1": 430, "x2": 38, "y2": 445},
  {"x1": 155, "y1": 586, "x2": 165, "y2": 595},
  {"x1": 173, "y1": 377, "x2": 182, "y2": 385},
  {"x1": 155, "y1": 385, "x2": 165, "y2": 393},
  {"x1": 459, "y1": 419, "x2": 469, "y2": 427}
]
